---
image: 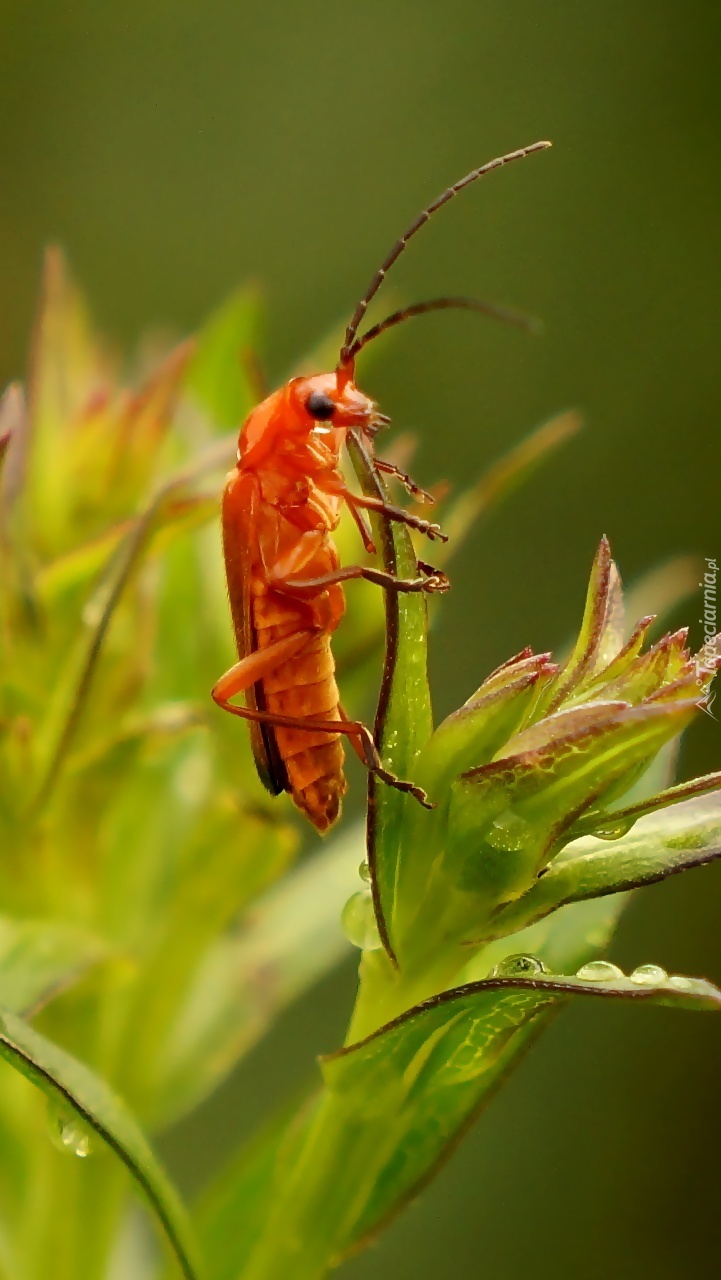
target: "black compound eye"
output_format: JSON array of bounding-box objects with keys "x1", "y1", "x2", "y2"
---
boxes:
[{"x1": 306, "y1": 390, "x2": 336, "y2": 421}]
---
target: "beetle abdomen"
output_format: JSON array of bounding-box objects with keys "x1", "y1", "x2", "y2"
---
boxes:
[{"x1": 254, "y1": 595, "x2": 347, "y2": 832}]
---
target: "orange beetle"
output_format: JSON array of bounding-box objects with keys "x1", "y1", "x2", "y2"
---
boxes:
[{"x1": 212, "y1": 142, "x2": 551, "y2": 832}]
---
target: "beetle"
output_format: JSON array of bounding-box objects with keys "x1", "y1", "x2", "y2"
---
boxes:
[{"x1": 212, "y1": 141, "x2": 551, "y2": 832}]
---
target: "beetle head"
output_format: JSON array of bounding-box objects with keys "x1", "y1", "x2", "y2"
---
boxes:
[{"x1": 289, "y1": 372, "x2": 379, "y2": 436}]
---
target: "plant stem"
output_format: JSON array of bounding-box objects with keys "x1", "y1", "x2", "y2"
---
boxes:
[
  {"x1": 346, "y1": 943, "x2": 474, "y2": 1044},
  {"x1": 240, "y1": 941, "x2": 479, "y2": 1280}
]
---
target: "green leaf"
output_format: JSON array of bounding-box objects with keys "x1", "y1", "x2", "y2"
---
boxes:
[
  {"x1": 25, "y1": 248, "x2": 100, "y2": 516},
  {"x1": 390, "y1": 651, "x2": 555, "y2": 959},
  {"x1": 234, "y1": 966, "x2": 720, "y2": 1278},
  {"x1": 483, "y1": 792, "x2": 721, "y2": 941},
  {"x1": 31, "y1": 470, "x2": 220, "y2": 811},
  {"x1": 0, "y1": 1007, "x2": 201, "y2": 1280},
  {"x1": 542, "y1": 536, "x2": 616, "y2": 711},
  {"x1": 30, "y1": 492, "x2": 165, "y2": 809},
  {"x1": 436, "y1": 698, "x2": 698, "y2": 942},
  {"x1": 36, "y1": 491, "x2": 217, "y2": 606},
  {"x1": 463, "y1": 711, "x2": 691, "y2": 982},
  {"x1": 572, "y1": 767, "x2": 721, "y2": 836},
  {"x1": 576, "y1": 628, "x2": 690, "y2": 706},
  {"x1": 185, "y1": 286, "x2": 262, "y2": 432},
  {"x1": 416, "y1": 652, "x2": 555, "y2": 802},
  {"x1": 321, "y1": 967, "x2": 720, "y2": 1254},
  {"x1": 346, "y1": 431, "x2": 434, "y2": 962}
]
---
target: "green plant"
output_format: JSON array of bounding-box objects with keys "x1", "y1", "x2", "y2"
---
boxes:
[{"x1": 0, "y1": 252, "x2": 719, "y2": 1280}]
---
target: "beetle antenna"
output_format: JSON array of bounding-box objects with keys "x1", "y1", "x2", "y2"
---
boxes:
[
  {"x1": 337, "y1": 140, "x2": 552, "y2": 372},
  {"x1": 345, "y1": 295, "x2": 540, "y2": 361}
]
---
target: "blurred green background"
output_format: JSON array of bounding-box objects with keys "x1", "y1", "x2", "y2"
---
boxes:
[{"x1": 1, "y1": 2, "x2": 719, "y2": 1276}]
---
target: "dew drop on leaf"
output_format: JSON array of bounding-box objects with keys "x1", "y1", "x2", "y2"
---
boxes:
[
  {"x1": 629, "y1": 963, "x2": 668, "y2": 986},
  {"x1": 48, "y1": 1101, "x2": 94, "y2": 1159},
  {"x1": 591, "y1": 816, "x2": 635, "y2": 840},
  {"x1": 488, "y1": 953, "x2": 547, "y2": 978},
  {"x1": 358, "y1": 860, "x2": 371, "y2": 884},
  {"x1": 341, "y1": 892, "x2": 382, "y2": 951},
  {"x1": 575, "y1": 960, "x2": 624, "y2": 981}
]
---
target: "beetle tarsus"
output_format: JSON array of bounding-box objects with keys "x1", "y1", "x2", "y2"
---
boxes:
[
  {"x1": 358, "y1": 729, "x2": 436, "y2": 809},
  {"x1": 374, "y1": 767, "x2": 436, "y2": 809},
  {"x1": 417, "y1": 560, "x2": 450, "y2": 593}
]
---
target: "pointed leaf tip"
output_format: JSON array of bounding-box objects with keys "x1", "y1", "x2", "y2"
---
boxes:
[{"x1": 546, "y1": 538, "x2": 615, "y2": 711}]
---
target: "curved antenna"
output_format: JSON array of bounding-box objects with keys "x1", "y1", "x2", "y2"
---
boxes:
[
  {"x1": 345, "y1": 295, "x2": 540, "y2": 362},
  {"x1": 337, "y1": 140, "x2": 552, "y2": 371}
]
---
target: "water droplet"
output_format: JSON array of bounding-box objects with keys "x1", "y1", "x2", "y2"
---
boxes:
[
  {"x1": 630, "y1": 963, "x2": 668, "y2": 986},
  {"x1": 488, "y1": 953, "x2": 547, "y2": 979},
  {"x1": 591, "y1": 816, "x2": 635, "y2": 841},
  {"x1": 576, "y1": 960, "x2": 625, "y2": 981},
  {"x1": 341, "y1": 892, "x2": 382, "y2": 951},
  {"x1": 358, "y1": 860, "x2": 371, "y2": 884},
  {"x1": 48, "y1": 1103, "x2": 94, "y2": 1158},
  {"x1": 667, "y1": 974, "x2": 693, "y2": 992}
]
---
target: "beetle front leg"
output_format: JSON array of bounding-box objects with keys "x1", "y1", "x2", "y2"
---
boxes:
[{"x1": 344, "y1": 492, "x2": 448, "y2": 542}]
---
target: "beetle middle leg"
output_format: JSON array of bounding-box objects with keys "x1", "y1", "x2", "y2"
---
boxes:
[
  {"x1": 346, "y1": 500, "x2": 377, "y2": 556},
  {"x1": 275, "y1": 562, "x2": 450, "y2": 596},
  {"x1": 211, "y1": 632, "x2": 435, "y2": 809},
  {"x1": 262, "y1": 525, "x2": 448, "y2": 595}
]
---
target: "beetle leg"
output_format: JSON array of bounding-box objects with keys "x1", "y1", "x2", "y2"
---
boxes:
[
  {"x1": 212, "y1": 644, "x2": 434, "y2": 809},
  {"x1": 346, "y1": 500, "x2": 377, "y2": 555},
  {"x1": 212, "y1": 631, "x2": 315, "y2": 703},
  {"x1": 416, "y1": 559, "x2": 445, "y2": 578},
  {"x1": 276, "y1": 562, "x2": 450, "y2": 596},
  {"x1": 344, "y1": 492, "x2": 448, "y2": 542},
  {"x1": 372, "y1": 458, "x2": 435, "y2": 504},
  {"x1": 338, "y1": 713, "x2": 435, "y2": 809}
]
